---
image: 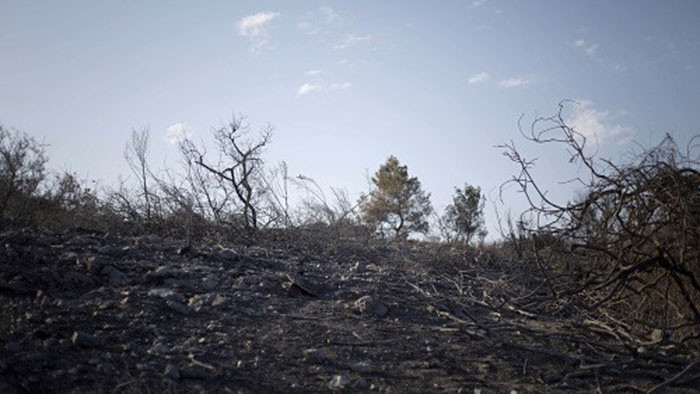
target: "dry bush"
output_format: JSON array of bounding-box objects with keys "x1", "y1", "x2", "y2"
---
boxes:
[
  {"x1": 35, "y1": 172, "x2": 104, "y2": 232},
  {"x1": 0, "y1": 125, "x2": 48, "y2": 228},
  {"x1": 500, "y1": 101, "x2": 700, "y2": 339}
]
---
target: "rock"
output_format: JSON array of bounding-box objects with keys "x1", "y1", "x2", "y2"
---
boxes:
[
  {"x1": 5, "y1": 341, "x2": 20, "y2": 353},
  {"x1": 97, "y1": 245, "x2": 128, "y2": 257},
  {"x1": 245, "y1": 245, "x2": 268, "y2": 257},
  {"x1": 148, "y1": 288, "x2": 186, "y2": 304},
  {"x1": 163, "y1": 278, "x2": 199, "y2": 292},
  {"x1": 201, "y1": 273, "x2": 220, "y2": 291},
  {"x1": 350, "y1": 361, "x2": 372, "y2": 373},
  {"x1": 149, "y1": 342, "x2": 170, "y2": 355},
  {"x1": 329, "y1": 375, "x2": 350, "y2": 391},
  {"x1": 83, "y1": 255, "x2": 106, "y2": 275},
  {"x1": 650, "y1": 328, "x2": 664, "y2": 343},
  {"x1": 145, "y1": 266, "x2": 183, "y2": 282},
  {"x1": 176, "y1": 246, "x2": 192, "y2": 256},
  {"x1": 212, "y1": 294, "x2": 228, "y2": 307},
  {"x1": 166, "y1": 300, "x2": 191, "y2": 315},
  {"x1": 353, "y1": 295, "x2": 388, "y2": 318},
  {"x1": 103, "y1": 266, "x2": 128, "y2": 285},
  {"x1": 97, "y1": 362, "x2": 114, "y2": 375},
  {"x1": 164, "y1": 364, "x2": 180, "y2": 379},
  {"x1": 282, "y1": 274, "x2": 318, "y2": 297},
  {"x1": 180, "y1": 364, "x2": 209, "y2": 379},
  {"x1": 355, "y1": 377, "x2": 370, "y2": 389},
  {"x1": 71, "y1": 331, "x2": 98, "y2": 347},
  {"x1": 216, "y1": 249, "x2": 239, "y2": 261},
  {"x1": 353, "y1": 260, "x2": 365, "y2": 273},
  {"x1": 188, "y1": 294, "x2": 215, "y2": 312},
  {"x1": 303, "y1": 348, "x2": 326, "y2": 364}
]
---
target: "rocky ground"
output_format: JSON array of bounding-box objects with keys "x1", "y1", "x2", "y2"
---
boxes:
[{"x1": 1, "y1": 229, "x2": 698, "y2": 393}]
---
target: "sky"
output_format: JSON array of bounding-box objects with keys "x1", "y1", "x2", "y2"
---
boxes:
[{"x1": 1, "y1": 1, "x2": 699, "y2": 239}]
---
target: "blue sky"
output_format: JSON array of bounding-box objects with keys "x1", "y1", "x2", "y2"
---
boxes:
[{"x1": 1, "y1": 1, "x2": 699, "y2": 237}]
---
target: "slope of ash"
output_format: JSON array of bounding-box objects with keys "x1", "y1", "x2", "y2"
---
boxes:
[{"x1": 1, "y1": 229, "x2": 698, "y2": 393}]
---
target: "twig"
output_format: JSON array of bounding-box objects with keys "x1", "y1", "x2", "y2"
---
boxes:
[
  {"x1": 328, "y1": 337, "x2": 405, "y2": 347},
  {"x1": 646, "y1": 359, "x2": 700, "y2": 394}
]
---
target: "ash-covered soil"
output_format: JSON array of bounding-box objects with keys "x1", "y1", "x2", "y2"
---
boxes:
[{"x1": 1, "y1": 229, "x2": 698, "y2": 393}]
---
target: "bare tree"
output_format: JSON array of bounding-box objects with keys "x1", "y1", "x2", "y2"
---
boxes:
[
  {"x1": 178, "y1": 138, "x2": 234, "y2": 224},
  {"x1": 124, "y1": 128, "x2": 155, "y2": 224},
  {"x1": 261, "y1": 161, "x2": 292, "y2": 228},
  {"x1": 190, "y1": 115, "x2": 272, "y2": 231}
]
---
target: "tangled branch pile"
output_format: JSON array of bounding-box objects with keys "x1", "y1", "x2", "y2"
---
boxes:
[{"x1": 501, "y1": 101, "x2": 700, "y2": 341}]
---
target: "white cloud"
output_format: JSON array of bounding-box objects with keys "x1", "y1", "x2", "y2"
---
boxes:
[
  {"x1": 296, "y1": 81, "x2": 352, "y2": 96},
  {"x1": 584, "y1": 44, "x2": 598, "y2": 57},
  {"x1": 574, "y1": 38, "x2": 599, "y2": 57},
  {"x1": 329, "y1": 82, "x2": 352, "y2": 91},
  {"x1": 306, "y1": 69, "x2": 322, "y2": 76},
  {"x1": 566, "y1": 100, "x2": 632, "y2": 144},
  {"x1": 165, "y1": 122, "x2": 190, "y2": 144},
  {"x1": 334, "y1": 34, "x2": 372, "y2": 49},
  {"x1": 498, "y1": 78, "x2": 530, "y2": 88},
  {"x1": 468, "y1": 72, "x2": 490, "y2": 84},
  {"x1": 237, "y1": 11, "x2": 280, "y2": 52},
  {"x1": 297, "y1": 83, "x2": 322, "y2": 96},
  {"x1": 470, "y1": 0, "x2": 488, "y2": 8}
]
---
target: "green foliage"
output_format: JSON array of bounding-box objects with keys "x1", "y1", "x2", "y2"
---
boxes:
[
  {"x1": 443, "y1": 184, "x2": 487, "y2": 244},
  {"x1": 361, "y1": 155, "x2": 432, "y2": 238}
]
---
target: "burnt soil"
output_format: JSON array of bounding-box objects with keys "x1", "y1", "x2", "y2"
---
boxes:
[{"x1": 1, "y1": 229, "x2": 698, "y2": 393}]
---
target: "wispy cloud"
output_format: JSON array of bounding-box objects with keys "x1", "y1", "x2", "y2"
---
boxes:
[
  {"x1": 320, "y1": 6, "x2": 342, "y2": 26},
  {"x1": 165, "y1": 122, "x2": 190, "y2": 144},
  {"x1": 468, "y1": 72, "x2": 491, "y2": 84},
  {"x1": 329, "y1": 82, "x2": 352, "y2": 91},
  {"x1": 334, "y1": 34, "x2": 373, "y2": 49},
  {"x1": 470, "y1": 0, "x2": 488, "y2": 8},
  {"x1": 298, "y1": 6, "x2": 343, "y2": 35},
  {"x1": 297, "y1": 81, "x2": 352, "y2": 97},
  {"x1": 297, "y1": 83, "x2": 323, "y2": 96},
  {"x1": 574, "y1": 38, "x2": 599, "y2": 57},
  {"x1": 566, "y1": 100, "x2": 632, "y2": 144},
  {"x1": 306, "y1": 69, "x2": 322, "y2": 76},
  {"x1": 237, "y1": 11, "x2": 280, "y2": 53},
  {"x1": 498, "y1": 78, "x2": 530, "y2": 88}
]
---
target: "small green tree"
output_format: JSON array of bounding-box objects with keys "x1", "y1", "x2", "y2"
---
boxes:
[
  {"x1": 443, "y1": 184, "x2": 487, "y2": 244},
  {"x1": 361, "y1": 155, "x2": 432, "y2": 238}
]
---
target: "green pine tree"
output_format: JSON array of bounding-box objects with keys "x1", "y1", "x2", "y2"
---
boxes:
[{"x1": 361, "y1": 156, "x2": 432, "y2": 239}]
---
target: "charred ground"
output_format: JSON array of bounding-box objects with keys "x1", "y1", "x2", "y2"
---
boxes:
[{"x1": 1, "y1": 227, "x2": 698, "y2": 393}]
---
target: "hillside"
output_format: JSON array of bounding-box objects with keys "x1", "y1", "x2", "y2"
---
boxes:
[{"x1": 1, "y1": 229, "x2": 698, "y2": 393}]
